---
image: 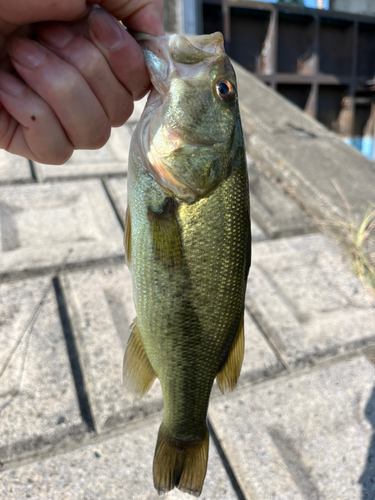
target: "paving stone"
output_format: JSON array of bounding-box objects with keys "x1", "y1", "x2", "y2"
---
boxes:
[
  {"x1": 0, "y1": 419, "x2": 238, "y2": 500},
  {"x1": 209, "y1": 356, "x2": 375, "y2": 500},
  {"x1": 61, "y1": 265, "x2": 163, "y2": 433},
  {"x1": 247, "y1": 233, "x2": 375, "y2": 368},
  {"x1": 33, "y1": 127, "x2": 131, "y2": 181},
  {"x1": 105, "y1": 177, "x2": 267, "y2": 243},
  {"x1": 106, "y1": 125, "x2": 133, "y2": 162},
  {"x1": 105, "y1": 176, "x2": 127, "y2": 222},
  {"x1": 0, "y1": 150, "x2": 32, "y2": 184},
  {"x1": 251, "y1": 219, "x2": 267, "y2": 242},
  {"x1": 235, "y1": 61, "x2": 375, "y2": 233},
  {"x1": 249, "y1": 160, "x2": 316, "y2": 239},
  {"x1": 0, "y1": 180, "x2": 124, "y2": 278},
  {"x1": 364, "y1": 345, "x2": 375, "y2": 367},
  {"x1": 0, "y1": 276, "x2": 86, "y2": 463},
  {"x1": 236, "y1": 312, "x2": 282, "y2": 387},
  {"x1": 61, "y1": 263, "x2": 280, "y2": 432}
]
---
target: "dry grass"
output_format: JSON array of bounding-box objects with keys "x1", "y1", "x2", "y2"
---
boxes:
[{"x1": 325, "y1": 181, "x2": 375, "y2": 296}]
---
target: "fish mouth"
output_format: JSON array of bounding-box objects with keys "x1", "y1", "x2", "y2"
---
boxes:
[{"x1": 133, "y1": 32, "x2": 225, "y2": 92}]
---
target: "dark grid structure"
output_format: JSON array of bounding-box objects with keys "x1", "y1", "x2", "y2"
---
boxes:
[{"x1": 203, "y1": 0, "x2": 375, "y2": 152}]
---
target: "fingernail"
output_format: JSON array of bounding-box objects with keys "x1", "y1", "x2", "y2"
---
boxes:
[
  {"x1": 0, "y1": 72, "x2": 25, "y2": 97},
  {"x1": 9, "y1": 38, "x2": 47, "y2": 69},
  {"x1": 89, "y1": 10, "x2": 126, "y2": 50},
  {"x1": 38, "y1": 24, "x2": 74, "y2": 49}
]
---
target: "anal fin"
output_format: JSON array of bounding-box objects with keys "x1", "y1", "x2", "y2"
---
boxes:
[
  {"x1": 153, "y1": 424, "x2": 209, "y2": 497},
  {"x1": 216, "y1": 316, "x2": 244, "y2": 394},
  {"x1": 123, "y1": 318, "x2": 156, "y2": 398}
]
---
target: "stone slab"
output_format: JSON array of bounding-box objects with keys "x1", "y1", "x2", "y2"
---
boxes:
[
  {"x1": 61, "y1": 264, "x2": 163, "y2": 433},
  {"x1": 61, "y1": 263, "x2": 280, "y2": 432},
  {"x1": 105, "y1": 176, "x2": 267, "y2": 243},
  {"x1": 0, "y1": 180, "x2": 124, "y2": 278},
  {"x1": 235, "y1": 61, "x2": 375, "y2": 230},
  {"x1": 247, "y1": 233, "x2": 375, "y2": 368},
  {"x1": 240, "y1": 312, "x2": 282, "y2": 386},
  {"x1": 248, "y1": 160, "x2": 316, "y2": 238},
  {"x1": 0, "y1": 276, "x2": 85, "y2": 463},
  {"x1": 0, "y1": 150, "x2": 32, "y2": 184},
  {"x1": 106, "y1": 124, "x2": 133, "y2": 162},
  {"x1": 209, "y1": 356, "x2": 375, "y2": 500},
  {"x1": 0, "y1": 419, "x2": 238, "y2": 500},
  {"x1": 104, "y1": 176, "x2": 127, "y2": 223},
  {"x1": 33, "y1": 125, "x2": 132, "y2": 181},
  {"x1": 250, "y1": 219, "x2": 266, "y2": 242}
]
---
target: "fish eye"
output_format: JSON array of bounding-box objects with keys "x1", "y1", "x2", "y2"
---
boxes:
[{"x1": 215, "y1": 79, "x2": 235, "y2": 102}]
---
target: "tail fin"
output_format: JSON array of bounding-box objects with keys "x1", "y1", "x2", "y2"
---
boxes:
[{"x1": 153, "y1": 424, "x2": 209, "y2": 497}]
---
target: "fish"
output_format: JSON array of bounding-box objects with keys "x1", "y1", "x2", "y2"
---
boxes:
[{"x1": 123, "y1": 31, "x2": 251, "y2": 497}]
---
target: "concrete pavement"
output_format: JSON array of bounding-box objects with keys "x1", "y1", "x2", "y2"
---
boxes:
[{"x1": 1, "y1": 78, "x2": 375, "y2": 499}]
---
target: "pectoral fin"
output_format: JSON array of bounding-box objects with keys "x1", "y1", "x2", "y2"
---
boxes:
[
  {"x1": 124, "y1": 205, "x2": 131, "y2": 268},
  {"x1": 123, "y1": 318, "x2": 156, "y2": 398},
  {"x1": 216, "y1": 316, "x2": 244, "y2": 394},
  {"x1": 147, "y1": 198, "x2": 182, "y2": 268}
]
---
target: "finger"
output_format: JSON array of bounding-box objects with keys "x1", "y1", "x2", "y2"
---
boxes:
[
  {"x1": 98, "y1": 0, "x2": 164, "y2": 36},
  {"x1": 8, "y1": 37, "x2": 111, "y2": 149},
  {"x1": 0, "y1": 71, "x2": 73, "y2": 163},
  {"x1": 37, "y1": 22, "x2": 133, "y2": 127},
  {"x1": 88, "y1": 9, "x2": 151, "y2": 100},
  {"x1": 0, "y1": 0, "x2": 89, "y2": 25}
]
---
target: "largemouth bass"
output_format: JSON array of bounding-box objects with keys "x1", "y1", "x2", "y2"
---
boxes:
[{"x1": 123, "y1": 32, "x2": 251, "y2": 497}]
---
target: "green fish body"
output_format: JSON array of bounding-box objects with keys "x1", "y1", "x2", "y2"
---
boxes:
[{"x1": 123, "y1": 32, "x2": 251, "y2": 497}]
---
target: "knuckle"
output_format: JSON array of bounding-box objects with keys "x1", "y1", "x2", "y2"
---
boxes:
[
  {"x1": 50, "y1": 69, "x2": 80, "y2": 100},
  {"x1": 78, "y1": 49, "x2": 103, "y2": 80}
]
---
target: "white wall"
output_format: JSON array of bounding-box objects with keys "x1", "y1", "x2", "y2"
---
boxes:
[{"x1": 330, "y1": 0, "x2": 375, "y2": 15}]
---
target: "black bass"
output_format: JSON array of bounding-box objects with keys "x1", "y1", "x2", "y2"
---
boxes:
[{"x1": 123, "y1": 32, "x2": 251, "y2": 497}]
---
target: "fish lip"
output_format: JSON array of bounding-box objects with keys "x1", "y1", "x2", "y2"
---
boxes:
[{"x1": 136, "y1": 32, "x2": 226, "y2": 96}]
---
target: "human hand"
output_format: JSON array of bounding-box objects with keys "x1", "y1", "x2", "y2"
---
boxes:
[{"x1": 0, "y1": 0, "x2": 164, "y2": 164}]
